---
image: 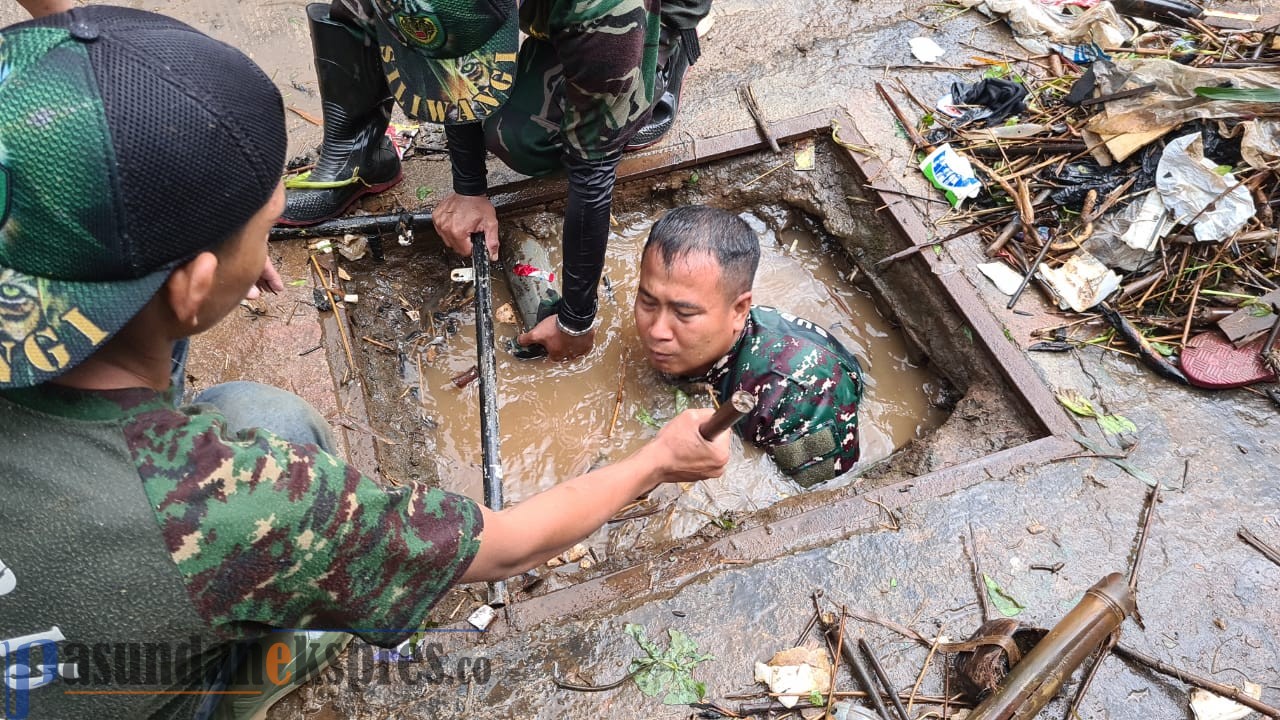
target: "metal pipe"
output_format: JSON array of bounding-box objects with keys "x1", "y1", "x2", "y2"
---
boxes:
[
  {"x1": 472, "y1": 231, "x2": 508, "y2": 608},
  {"x1": 270, "y1": 210, "x2": 425, "y2": 240},
  {"x1": 699, "y1": 390, "x2": 756, "y2": 440},
  {"x1": 967, "y1": 573, "x2": 1135, "y2": 720}
]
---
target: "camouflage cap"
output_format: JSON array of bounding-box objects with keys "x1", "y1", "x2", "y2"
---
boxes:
[
  {"x1": 0, "y1": 7, "x2": 286, "y2": 388},
  {"x1": 370, "y1": 0, "x2": 518, "y2": 123}
]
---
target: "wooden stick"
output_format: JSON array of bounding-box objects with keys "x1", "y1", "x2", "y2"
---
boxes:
[
  {"x1": 310, "y1": 253, "x2": 356, "y2": 375},
  {"x1": 606, "y1": 360, "x2": 626, "y2": 439},
  {"x1": 1238, "y1": 527, "x2": 1280, "y2": 567},
  {"x1": 964, "y1": 524, "x2": 991, "y2": 621},
  {"x1": 1113, "y1": 644, "x2": 1280, "y2": 718},
  {"x1": 1007, "y1": 228, "x2": 1056, "y2": 310},
  {"x1": 739, "y1": 83, "x2": 781, "y2": 153},
  {"x1": 907, "y1": 625, "x2": 945, "y2": 715},
  {"x1": 987, "y1": 189, "x2": 1051, "y2": 256},
  {"x1": 859, "y1": 638, "x2": 912, "y2": 720},
  {"x1": 361, "y1": 336, "x2": 395, "y2": 352},
  {"x1": 877, "y1": 217, "x2": 1007, "y2": 268},
  {"x1": 1129, "y1": 483, "x2": 1161, "y2": 595},
  {"x1": 875, "y1": 82, "x2": 931, "y2": 151},
  {"x1": 823, "y1": 611, "x2": 844, "y2": 719},
  {"x1": 286, "y1": 105, "x2": 323, "y2": 126}
]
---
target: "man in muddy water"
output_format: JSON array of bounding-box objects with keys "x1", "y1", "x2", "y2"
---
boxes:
[
  {"x1": 0, "y1": 6, "x2": 729, "y2": 719},
  {"x1": 634, "y1": 206, "x2": 867, "y2": 488},
  {"x1": 278, "y1": 0, "x2": 712, "y2": 361}
]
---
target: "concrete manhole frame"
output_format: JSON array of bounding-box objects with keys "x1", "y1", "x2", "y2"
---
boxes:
[{"x1": 307, "y1": 108, "x2": 1078, "y2": 634}]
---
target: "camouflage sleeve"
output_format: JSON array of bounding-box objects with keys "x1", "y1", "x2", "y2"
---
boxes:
[
  {"x1": 127, "y1": 409, "x2": 482, "y2": 647},
  {"x1": 738, "y1": 340, "x2": 863, "y2": 459},
  {"x1": 550, "y1": 0, "x2": 661, "y2": 159}
]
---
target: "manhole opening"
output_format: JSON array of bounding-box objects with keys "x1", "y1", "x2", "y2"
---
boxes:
[{"x1": 331, "y1": 136, "x2": 1043, "y2": 614}]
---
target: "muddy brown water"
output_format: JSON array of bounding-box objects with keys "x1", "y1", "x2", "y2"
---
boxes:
[{"x1": 348, "y1": 203, "x2": 948, "y2": 549}]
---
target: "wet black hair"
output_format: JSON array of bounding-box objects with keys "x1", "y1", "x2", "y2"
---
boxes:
[{"x1": 643, "y1": 206, "x2": 760, "y2": 298}]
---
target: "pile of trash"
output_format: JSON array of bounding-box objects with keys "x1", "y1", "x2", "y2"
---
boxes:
[{"x1": 889, "y1": 0, "x2": 1280, "y2": 392}]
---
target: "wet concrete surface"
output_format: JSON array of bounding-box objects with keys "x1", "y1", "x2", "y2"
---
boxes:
[{"x1": 5, "y1": 0, "x2": 1277, "y2": 717}]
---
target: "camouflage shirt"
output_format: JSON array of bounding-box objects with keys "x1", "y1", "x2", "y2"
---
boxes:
[
  {"x1": 0, "y1": 384, "x2": 481, "y2": 713},
  {"x1": 701, "y1": 307, "x2": 865, "y2": 486}
]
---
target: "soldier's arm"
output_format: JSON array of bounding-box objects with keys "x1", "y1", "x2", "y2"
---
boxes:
[
  {"x1": 548, "y1": 0, "x2": 654, "y2": 335},
  {"x1": 460, "y1": 407, "x2": 728, "y2": 582},
  {"x1": 434, "y1": 123, "x2": 499, "y2": 258},
  {"x1": 17, "y1": 0, "x2": 71, "y2": 17}
]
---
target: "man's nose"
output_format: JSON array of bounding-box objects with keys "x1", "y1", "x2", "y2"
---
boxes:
[{"x1": 649, "y1": 312, "x2": 675, "y2": 342}]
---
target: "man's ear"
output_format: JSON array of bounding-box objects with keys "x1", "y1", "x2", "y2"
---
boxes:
[
  {"x1": 730, "y1": 290, "x2": 752, "y2": 330},
  {"x1": 164, "y1": 251, "x2": 219, "y2": 329}
]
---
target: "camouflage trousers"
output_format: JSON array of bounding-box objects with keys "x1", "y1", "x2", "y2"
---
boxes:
[
  {"x1": 330, "y1": 0, "x2": 710, "y2": 176},
  {"x1": 481, "y1": 36, "x2": 620, "y2": 177},
  {"x1": 483, "y1": 0, "x2": 711, "y2": 175}
]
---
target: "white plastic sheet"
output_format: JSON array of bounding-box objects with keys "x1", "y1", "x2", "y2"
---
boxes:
[{"x1": 1156, "y1": 133, "x2": 1256, "y2": 243}]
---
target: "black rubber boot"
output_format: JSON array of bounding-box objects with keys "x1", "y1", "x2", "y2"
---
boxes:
[
  {"x1": 280, "y1": 3, "x2": 403, "y2": 226},
  {"x1": 625, "y1": 26, "x2": 699, "y2": 151}
]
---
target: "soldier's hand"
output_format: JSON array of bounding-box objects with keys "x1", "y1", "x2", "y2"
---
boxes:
[
  {"x1": 247, "y1": 256, "x2": 283, "y2": 299},
  {"x1": 433, "y1": 192, "x2": 499, "y2": 260},
  {"x1": 516, "y1": 314, "x2": 595, "y2": 362},
  {"x1": 18, "y1": 0, "x2": 72, "y2": 18},
  {"x1": 651, "y1": 408, "x2": 731, "y2": 483}
]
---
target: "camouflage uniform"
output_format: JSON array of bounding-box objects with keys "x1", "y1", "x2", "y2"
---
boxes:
[
  {"x1": 0, "y1": 383, "x2": 480, "y2": 718},
  {"x1": 483, "y1": 0, "x2": 662, "y2": 173},
  {"x1": 699, "y1": 306, "x2": 865, "y2": 488}
]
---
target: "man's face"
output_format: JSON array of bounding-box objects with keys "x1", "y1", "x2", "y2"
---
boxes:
[
  {"x1": 195, "y1": 182, "x2": 283, "y2": 334},
  {"x1": 634, "y1": 246, "x2": 751, "y2": 378}
]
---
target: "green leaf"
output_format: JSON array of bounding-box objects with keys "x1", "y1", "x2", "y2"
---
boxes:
[
  {"x1": 983, "y1": 573, "x2": 1026, "y2": 617},
  {"x1": 1213, "y1": 164, "x2": 1233, "y2": 176},
  {"x1": 692, "y1": 680, "x2": 708, "y2": 703},
  {"x1": 1072, "y1": 434, "x2": 1157, "y2": 488},
  {"x1": 1098, "y1": 414, "x2": 1137, "y2": 435},
  {"x1": 809, "y1": 690, "x2": 824, "y2": 706},
  {"x1": 288, "y1": 279, "x2": 308, "y2": 287},
  {"x1": 633, "y1": 665, "x2": 672, "y2": 698},
  {"x1": 416, "y1": 186, "x2": 433, "y2": 201},
  {"x1": 1244, "y1": 300, "x2": 1274, "y2": 318},
  {"x1": 634, "y1": 406, "x2": 661, "y2": 430},
  {"x1": 1150, "y1": 341, "x2": 1174, "y2": 357},
  {"x1": 668, "y1": 628, "x2": 699, "y2": 659},
  {"x1": 664, "y1": 671, "x2": 704, "y2": 704},
  {"x1": 626, "y1": 623, "x2": 661, "y2": 658},
  {"x1": 890, "y1": 577, "x2": 898, "y2": 589},
  {"x1": 1056, "y1": 390, "x2": 1098, "y2": 418},
  {"x1": 674, "y1": 388, "x2": 690, "y2": 415},
  {"x1": 626, "y1": 624, "x2": 713, "y2": 705},
  {"x1": 687, "y1": 171, "x2": 700, "y2": 185},
  {"x1": 932, "y1": 244, "x2": 943, "y2": 257},
  {"x1": 1194, "y1": 86, "x2": 1280, "y2": 103}
]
